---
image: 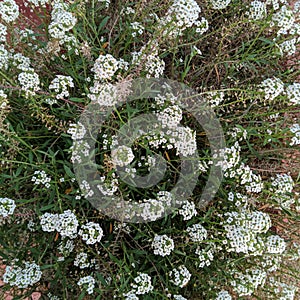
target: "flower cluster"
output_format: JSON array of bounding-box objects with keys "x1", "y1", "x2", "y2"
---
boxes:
[
  {"x1": 286, "y1": 82, "x2": 300, "y2": 104},
  {"x1": 78, "y1": 221, "x2": 104, "y2": 245},
  {"x1": 0, "y1": 23, "x2": 7, "y2": 42},
  {"x1": 49, "y1": 75, "x2": 74, "y2": 99},
  {"x1": 278, "y1": 38, "x2": 296, "y2": 56},
  {"x1": 57, "y1": 239, "x2": 74, "y2": 261},
  {"x1": 222, "y1": 208, "x2": 272, "y2": 254},
  {"x1": 40, "y1": 209, "x2": 78, "y2": 238},
  {"x1": 230, "y1": 267, "x2": 267, "y2": 296},
  {"x1": 215, "y1": 290, "x2": 232, "y2": 300},
  {"x1": 159, "y1": 0, "x2": 209, "y2": 37},
  {"x1": 0, "y1": 45, "x2": 10, "y2": 70},
  {"x1": 210, "y1": 0, "x2": 231, "y2": 10},
  {"x1": 77, "y1": 275, "x2": 95, "y2": 295},
  {"x1": 266, "y1": 235, "x2": 286, "y2": 254},
  {"x1": 132, "y1": 44, "x2": 165, "y2": 78},
  {"x1": 271, "y1": 5, "x2": 295, "y2": 35},
  {"x1": 247, "y1": 1, "x2": 267, "y2": 20},
  {"x1": 97, "y1": 173, "x2": 119, "y2": 196},
  {"x1": 31, "y1": 170, "x2": 51, "y2": 188},
  {"x1": 186, "y1": 223, "x2": 207, "y2": 242},
  {"x1": 0, "y1": 197, "x2": 16, "y2": 218},
  {"x1": 260, "y1": 77, "x2": 284, "y2": 100},
  {"x1": 152, "y1": 234, "x2": 174, "y2": 256},
  {"x1": 91, "y1": 54, "x2": 121, "y2": 81},
  {"x1": 169, "y1": 265, "x2": 191, "y2": 288},
  {"x1": 74, "y1": 252, "x2": 90, "y2": 269},
  {"x1": 130, "y1": 22, "x2": 144, "y2": 37},
  {"x1": 3, "y1": 261, "x2": 42, "y2": 289},
  {"x1": 270, "y1": 173, "x2": 294, "y2": 194},
  {"x1": 178, "y1": 200, "x2": 197, "y2": 220},
  {"x1": 0, "y1": 0, "x2": 19, "y2": 23},
  {"x1": 67, "y1": 122, "x2": 86, "y2": 140},
  {"x1": 18, "y1": 69, "x2": 40, "y2": 97},
  {"x1": 196, "y1": 247, "x2": 214, "y2": 268},
  {"x1": 26, "y1": 0, "x2": 50, "y2": 7},
  {"x1": 130, "y1": 273, "x2": 153, "y2": 295},
  {"x1": 111, "y1": 145, "x2": 135, "y2": 167},
  {"x1": 48, "y1": 1, "x2": 77, "y2": 40},
  {"x1": 289, "y1": 123, "x2": 300, "y2": 146},
  {"x1": 205, "y1": 91, "x2": 225, "y2": 108}
]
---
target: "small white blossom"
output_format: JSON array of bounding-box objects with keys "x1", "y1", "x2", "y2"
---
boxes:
[
  {"x1": 210, "y1": 0, "x2": 231, "y2": 10},
  {"x1": 0, "y1": 0, "x2": 19, "y2": 23},
  {"x1": 0, "y1": 197, "x2": 16, "y2": 218},
  {"x1": 3, "y1": 261, "x2": 42, "y2": 289},
  {"x1": 186, "y1": 223, "x2": 208, "y2": 242},
  {"x1": 286, "y1": 82, "x2": 300, "y2": 105},
  {"x1": 215, "y1": 290, "x2": 232, "y2": 300},
  {"x1": 67, "y1": 122, "x2": 86, "y2": 140},
  {"x1": 131, "y1": 273, "x2": 153, "y2": 295},
  {"x1": 111, "y1": 145, "x2": 135, "y2": 167},
  {"x1": 77, "y1": 275, "x2": 95, "y2": 295},
  {"x1": 289, "y1": 124, "x2": 300, "y2": 146},
  {"x1": 178, "y1": 200, "x2": 197, "y2": 220},
  {"x1": 74, "y1": 252, "x2": 90, "y2": 269},
  {"x1": 152, "y1": 234, "x2": 174, "y2": 256},
  {"x1": 260, "y1": 77, "x2": 284, "y2": 100},
  {"x1": 247, "y1": 1, "x2": 267, "y2": 20},
  {"x1": 78, "y1": 221, "x2": 104, "y2": 244},
  {"x1": 169, "y1": 265, "x2": 191, "y2": 288},
  {"x1": 49, "y1": 75, "x2": 74, "y2": 99}
]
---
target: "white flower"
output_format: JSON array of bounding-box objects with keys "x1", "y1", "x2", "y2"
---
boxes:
[
  {"x1": 3, "y1": 261, "x2": 42, "y2": 289},
  {"x1": 260, "y1": 77, "x2": 284, "y2": 100},
  {"x1": 266, "y1": 235, "x2": 286, "y2": 254},
  {"x1": 247, "y1": 1, "x2": 267, "y2": 20},
  {"x1": 186, "y1": 223, "x2": 208, "y2": 242},
  {"x1": 215, "y1": 290, "x2": 232, "y2": 300},
  {"x1": 210, "y1": 0, "x2": 231, "y2": 10},
  {"x1": 58, "y1": 239, "x2": 74, "y2": 259},
  {"x1": 270, "y1": 173, "x2": 294, "y2": 194},
  {"x1": 178, "y1": 200, "x2": 197, "y2": 220},
  {"x1": 57, "y1": 209, "x2": 78, "y2": 238},
  {"x1": 0, "y1": 23, "x2": 7, "y2": 42},
  {"x1": 0, "y1": 44, "x2": 10, "y2": 70},
  {"x1": 40, "y1": 210, "x2": 79, "y2": 238},
  {"x1": 31, "y1": 170, "x2": 51, "y2": 188},
  {"x1": 169, "y1": 265, "x2": 191, "y2": 288},
  {"x1": 67, "y1": 122, "x2": 86, "y2": 140},
  {"x1": 196, "y1": 247, "x2": 214, "y2": 268},
  {"x1": 0, "y1": 0, "x2": 19, "y2": 23},
  {"x1": 174, "y1": 295, "x2": 187, "y2": 300},
  {"x1": 74, "y1": 252, "x2": 90, "y2": 269},
  {"x1": 152, "y1": 234, "x2": 174, "y2": 256},
  {"x1": 286, "y1": 83, "x2": 300, "y2": 105},
  {"x1": 18, "y1": 69, "x2": 40, "y2": 97},
  {"x1": 48, "y1": 2, "x2": 77, "y2": 39},
  {"x1": 111, "y1": 145, "x2": 135, "y2": 167},
  {"x1": 0, "y1": 197, "x2": 16, "y2": 218},
  {"x1": 78, "y1": 221, "x2": 104, "y2": 244},
  {"x1": 92, "y1": 54, "x2": 120, "y2": 81},
  {"x1": 278, "y1": 38, "x2": 296, "y2": 56},
  {"x1": 289, "y1": 124, "x2": 300, "y2": 146},
  {"x1": 26, "y1": 0, "x2": 50, "y2": 7},
  {"x1": 49, "y1": 75, "x2": 74, "y2": 99},
  {"x1": 131, "y1": 273, "x2": 153, "y2": 295},
  {"x1": 271, "y1": 5, "x2": 295, "y2": 35},
  {"x1": 130, "y1": 22, "x2": 144, "y2": 37},
  {"x1": 40, "y1": 212, "x2": 59, "y2": 232},
  {"x1": 77, "y1": 275, "x2": 95, "y2": 295}
]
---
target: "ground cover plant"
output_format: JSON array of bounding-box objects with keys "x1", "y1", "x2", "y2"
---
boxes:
[{"x1": 0, "y1": 0, "x2": 299, "y2": 299}]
